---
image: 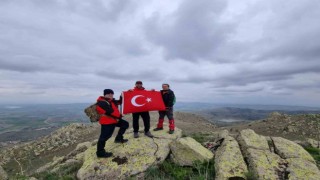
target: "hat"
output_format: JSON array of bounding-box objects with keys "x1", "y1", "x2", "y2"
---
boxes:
[
  {"x1": 103, "y1": 89, "x2": 114, "y2": 95},
  {"x1": 135, "y1": 81, "x2": 143, "y2": 84}
]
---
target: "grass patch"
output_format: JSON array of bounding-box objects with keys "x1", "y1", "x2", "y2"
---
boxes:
[
  {"x1": 305, "y1": 146, "x2": 320, "y2": 167},
  {"x1": 244, "y1": 171, "x2": 256, "y2": 180},
  {"x1": 33, "y1": 162, "x2": 82, "y2": 180},
  {"x1": 190, "y1": 133, "x2": 212, "y2": 144},
  {"x1": 144, "y1": 158, "x2": 215, "y2": 180}
]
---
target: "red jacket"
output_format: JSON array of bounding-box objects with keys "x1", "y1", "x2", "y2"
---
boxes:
[{"x1": 96, "y1": 96, "x2": 121, "y2": 125}]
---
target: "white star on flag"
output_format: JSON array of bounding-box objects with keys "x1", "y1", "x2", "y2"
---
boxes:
[{"x1": 146, "y1": 98, "x2": 152, "y2": 103}]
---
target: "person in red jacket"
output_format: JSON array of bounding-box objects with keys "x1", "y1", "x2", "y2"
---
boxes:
[
  {"x1": 96, "y1": 89, "x2": 129, "y2": 158},
  {"x1": 129, "y1": 81, "x2": 154, "y2": 138}
]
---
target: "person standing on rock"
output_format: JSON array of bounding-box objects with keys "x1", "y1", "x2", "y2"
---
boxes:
[
  {"x1": 128, "y1": 81, "x2": 154, "y2": 138},
  {"x1": 154, "y1": 83, "x2": 176, "y2": 134},
  {"x1": 96, "y1": 89, "x2": 129, "y2": 158}
]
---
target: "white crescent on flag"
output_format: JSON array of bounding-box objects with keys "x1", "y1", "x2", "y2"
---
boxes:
[{"x1": 131, "y1": 95, "x2": 145, "y2": 107}]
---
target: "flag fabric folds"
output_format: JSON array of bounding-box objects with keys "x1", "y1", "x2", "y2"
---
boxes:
[{"x1": 122, "y1": 90, "x2": 166, "y2": 114}]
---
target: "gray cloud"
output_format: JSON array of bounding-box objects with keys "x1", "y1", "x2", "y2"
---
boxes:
[
  {"x1": 0, "y1": 0, "x2": 320, "y2": 106},
  {"x1": 96, "y1": 68, "x2": 164, "y2": 82},
  {"x1": 144, "y1": 0, "x2": 234, "y2": 61}
]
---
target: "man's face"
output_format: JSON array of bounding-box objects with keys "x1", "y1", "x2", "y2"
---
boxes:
[
  {"x1": 104, "y1": 93, "x2": 114, "y2": 99},
  {"x1": 135, "y1": 83, "x2": 143, "y2": 88},
  {"x1": 162, "y1": 84, "x2": 169, "y2": 90}
]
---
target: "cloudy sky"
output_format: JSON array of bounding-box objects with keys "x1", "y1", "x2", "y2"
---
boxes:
[{"x1": 1, "y1": 0, "x2": 320, "y2": 106}]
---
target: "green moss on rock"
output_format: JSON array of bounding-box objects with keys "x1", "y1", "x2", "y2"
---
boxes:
[
  {"x1": 77, "y1": 126, "x2": 182, "y2": 179},
  {"x1": 215, "y1": 136, "x2": 248, "y2": 180},
  {"x1": 169, "y1": 137, "x2": 213, "y2": 166}
]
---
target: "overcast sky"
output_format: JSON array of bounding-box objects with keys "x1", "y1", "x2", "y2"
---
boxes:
[{"x1": 1, "y1": 0, "x2": 320, "y2": 106}]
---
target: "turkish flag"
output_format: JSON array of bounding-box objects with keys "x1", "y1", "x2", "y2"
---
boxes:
[{"x1": 122, "y1": 90, "x2": 166, "y2": 114}]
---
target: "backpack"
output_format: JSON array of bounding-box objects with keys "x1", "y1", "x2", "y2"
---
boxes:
[
  {"x1": 84, "y1": 101, "x2": 110, "y2": 122},
  {"x1": 172, "y1": 94, "x2": 176, "y2": 105},
  {"x1": 84, "y1": 103, "x2": 100, "y2": 122}
]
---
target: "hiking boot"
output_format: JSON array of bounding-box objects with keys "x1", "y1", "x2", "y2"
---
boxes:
[
  {"x1": 153, "y1": 127, "x2": 163, "y2": 131},
  {"x1": 145, "y1": 131, "x2": 154, "y2": 138},
  {"x1": 134, "y1": 132, "x2": 139, "y2": 138},
  {"x1": 96, "y1": 151, "x2": 113, "y2": 158},
  {"x1": 169, "y1": 130, "x2": 174, "y2": 134},
  {"x1": 114, "y1": 139, "x2": 129, "y2": 143}
]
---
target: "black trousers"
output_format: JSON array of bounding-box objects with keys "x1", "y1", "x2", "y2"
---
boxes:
[
  {"x1": 159, "y1": 108, "x2": 174, "y2": 120},
  {"x1": 132, "y1": 111, "x2": 150, "y2": 133},
  {"x1": 97, "y1": 119, "x2": 129, "y2": 152}
]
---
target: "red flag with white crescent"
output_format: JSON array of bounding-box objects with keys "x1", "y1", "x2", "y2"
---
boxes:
[{"x1": 122, "y1": 90, "x2": 166, "y2": 114}]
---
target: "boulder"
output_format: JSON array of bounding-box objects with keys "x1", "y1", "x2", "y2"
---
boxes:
[
  {"x1": 272, "y1": 137, "x2": 315, "y2": 163},
  {"x1": 0, "y1": 165, "x2": 8, "y2": 180},
  {"x1": 286, "y1": 158, "x2": 320, "y2": 180},
  {"x1": 272, "y1": 137, "x2": 320, "y2": 179},
  {"x1": 237, "y1": 129, "x2": 283, "y2": 180},
  {"x1": 217, "y1": 129, "x2": 229, "y2": 139},
  {"x1": 77, "y1": 126, "x2": 182, "y2": 179},
  {"x1": 169, "y1": 137, "x2": 213, "y2": 166},
  {"x1": 214, "y1": 136, "x2": 248, "y2": 180},
  {"x1": 237, "y1": 129, "x2": 269, "y2": 151}
]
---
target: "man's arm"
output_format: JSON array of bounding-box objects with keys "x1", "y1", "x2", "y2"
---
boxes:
[{"x1": 97, "y1": 101, "x2": 114, "y2": 115}]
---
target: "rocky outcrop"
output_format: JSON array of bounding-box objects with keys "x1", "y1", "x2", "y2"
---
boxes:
[
  {"x1": 307, "y1": 138, "x2": 320, "y2": 149},
  {"x1": 77, "y1": 126, "x2": 182, "y2": 179},
  {"x1": 237, "y1": 129, "x2": 287, "y2": 180},
  {"x1": 272, "y1": 137, "x2": 315, "y2": 163},
  {"x1": 0, "y1": 165, "x2": 8, "y2": 180},
  {"x1": 272, "y1": 137, "x2": 320, "y2": 179},
  {"x1": 234, "y1": 129, "x2": 320, "y2": 180},
  {"x1": 169, "y1": 137, "x2": 213, "y2": 166},
  {"x1": 214, "y1": 136, "x2": 247, "y2": 180},
  {"x1": 36, "y1": 141, "x2": 94, "y2": 174}
]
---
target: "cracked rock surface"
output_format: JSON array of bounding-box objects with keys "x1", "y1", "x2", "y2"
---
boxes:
[
  {"x1": 218, "y1": 129, "x2": 320, "y2": 180},
  {"x1": 77, "y1": 125, "x2": 182, "y2": 180}
]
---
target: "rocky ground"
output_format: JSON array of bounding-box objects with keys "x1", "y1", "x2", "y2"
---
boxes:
[
  {"x1": 0, "y1": 111, "x2": 319, "y2": 179},
  {"x1": 0, "y1": 111, "x2": 216, "y2": 178},
  {"x1": 223, "y1": 112, "x2": 320, "y2": 141}
]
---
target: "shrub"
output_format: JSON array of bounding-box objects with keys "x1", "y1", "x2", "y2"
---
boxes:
[{"x1": 244, "y1": 171, "x2": 256, "y2": 180}]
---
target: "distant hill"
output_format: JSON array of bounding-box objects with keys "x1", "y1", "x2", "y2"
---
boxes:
[
  {"x1": 224, "y1": 112, "x2": 320, "y2": 142},
  {"x1": 1, "y1": 102, "x2": 320, "y2": 144},
  {"x1": 195, "y1": 107, "x2": 320, "y2": 126}
]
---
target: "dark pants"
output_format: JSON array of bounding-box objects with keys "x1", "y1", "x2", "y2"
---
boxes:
[
  {"x1": 158, "y1": 108, "x2": 175, "y2": 130},
  {"x1": 132, "y1": 112, "x2": 150, "y2": 133},
  {"x1": 97, "y1": 119, "x2": 129, "y2": 152},
  {"x1": 159, "y1": 108, "x2": 174, "y2": 120}
]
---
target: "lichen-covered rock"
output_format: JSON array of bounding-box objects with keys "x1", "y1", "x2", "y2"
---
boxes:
[
  {"x1": 272, "y1": 137, "x2": 315, "y2": 163},
  {"x1": 237, "y1": 129, "x2": 283, "y2": 180},
  {"x1": 272, "y1": 137, "x2": 320, "y2": 179},
  {"x1": 307, "y1": 138, "x2": 320, "y2": 149},
  {"x1": 286, "y1": 158, "x2": 320, "y2": 180},
  {"x1": 217, "y1": 129, "x2": 229, "y2": 139},
  {"x1": 215, "y1": 136, "x2": 248, "y2": 180},
  {"x1": 77, "y1": 126, "x2": 182, "y2": 179},
  {"x1": 245, "y1": 148, "x2": 283, "y2": 180},
  {"x1": 0, "y1": 165, "x2": 8, "y2": 180},
  {"x1": 238, "y1": 129, "x2": 269, "y2": 151},
  {"x1": 170, "y1": 137, "x2": 213, "y2": 166}
]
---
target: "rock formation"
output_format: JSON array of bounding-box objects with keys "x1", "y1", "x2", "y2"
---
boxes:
[
  {"x1": 169, "y1": 137, "x2": 213, "y2": 166},
  {"x1": 214, "y1": 136, "x2": 248, "y2": 180},
  {"x1": 77, "y1": 126, "x2": 182, "y2": 179}
]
